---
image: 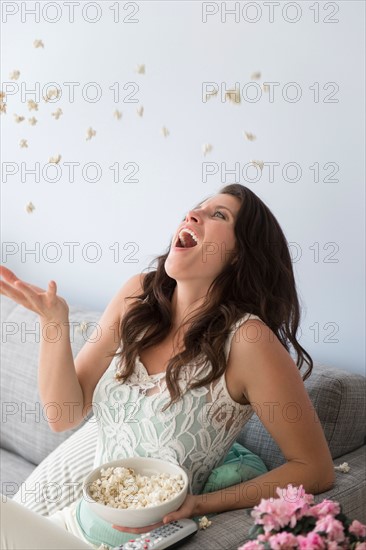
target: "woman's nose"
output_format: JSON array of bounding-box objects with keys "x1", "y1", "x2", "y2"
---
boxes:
[{"x1": 184, "y1": 209, "x2": 200, "y2": 222}]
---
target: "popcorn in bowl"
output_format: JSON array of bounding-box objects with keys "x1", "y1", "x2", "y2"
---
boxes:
[
  {"x1": 83, "y1": 457, "x2": 189, "y2": 528},
  {"x1": 88, "y1": 465, "x2": 185, "y2": 509}
]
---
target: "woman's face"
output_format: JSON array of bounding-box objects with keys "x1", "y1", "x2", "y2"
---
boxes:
[{"x1": 165, "y1": 193, "x2": 241, "y2": 281}]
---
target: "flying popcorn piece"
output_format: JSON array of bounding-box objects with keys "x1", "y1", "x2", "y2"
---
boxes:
[
  {"x1": 0, "y1": 93, "x2": 6, "y2": 114},
  {"x1": 86, "y1": 127, "x2": 96, "y2": 141},
  {"x1": 114, "y1": 109, "x2": 122, "y2": 120},
  {"x1": 76, "y1": 321, "x2": 88, "y2": 334},
  {"x1": 225, "y1": 88, "x2": 241, "y2": 104},
  {"x1": 161, "y1": 126, "x2": 169, "y2": 137},
  {"x1": 28, "y1": 100, "x2": 38, "y2": 111},
  {"x1": 34, "y1": 39, "x2": 44, "y2": 48},
  {"x1": 244, "y1": 131, "x2": 256, "y2": 141},
  {"x1": 44, "y1": 88, "x2": 60, "y2": 102},
  {"x1": 19, "y1": 139, "x2": 28, "y2": 148},
  {"x1": 25, "y1": 202, "x2": 35, "y2": 213},
  {"x1": 14, "y1": 114, "x2": 25, "y2": 123},
  {"x1": 251, "y1": 160, "x2": 264, "y2": 171},
  {"x1": 202, "y1": 143, "x2": 213, "y2": 156},
  {"x1": 136, "y1": 105, "x2": 144, "y2": 117},
  {"x1": 10, "y1": 70, "x2": 20, "y2": 80},
  {"x1": 198, "y1": 516, "x2": 212, "y2": 530},
  {"x1": 262, "y1": 83, "x2": 270, "y2": 93},
  {"x1": 51, "y1": 108, "x2": 63, "y2": 120},
  {"x1": 136, "y1": 64, "x2": 145, "y2": 74},
  {"x1": 28, "y1": 117, "x2": 37, "y2": 125},
  {"x1": 251, "y1": 71, "x2": 261, "y2": 80},
  {"x1": 334, "y1": 462, "x2": 350, "y2": 473},
  {"x1": 49, "y1": 154, "x2": 62, "y2": 164}
]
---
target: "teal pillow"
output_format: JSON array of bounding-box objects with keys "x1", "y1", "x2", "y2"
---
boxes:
[
  {"x1": 191, "y1": 441, "x2": 268, "y2": 523},
  {"x1": 202, "y1": 441, "x2": 268, "y2": 494}
]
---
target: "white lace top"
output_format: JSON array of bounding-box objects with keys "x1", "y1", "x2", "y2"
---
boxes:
[{"x1": 92, "y1": 313, "x2": 262, "y2": 495}]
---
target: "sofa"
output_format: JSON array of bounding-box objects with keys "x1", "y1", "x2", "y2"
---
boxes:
[{"x1": 1, "y1": 294, "x2": 365, "y2": 549}]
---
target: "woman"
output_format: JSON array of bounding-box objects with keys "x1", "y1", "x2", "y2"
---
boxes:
[{"x1": 0, "y1": 184, "x2": 335, "y2": 549}]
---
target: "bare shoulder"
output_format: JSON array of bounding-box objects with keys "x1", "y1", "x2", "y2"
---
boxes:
[
  {"x1": 231, "y1": 318, "x2": 281, "y2": 356},
  {"x1": 229, "y1": 318, "x2": 302, "y2": 398}
]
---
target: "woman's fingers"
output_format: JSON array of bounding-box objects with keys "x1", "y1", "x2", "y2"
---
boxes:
[
  {"x1": 0, "y1": 266, "x2": 68, "y2": 321},
  {"x1": 112, "y1": 520, "x2": 164, "y2": 534},
  {"x1": 0, "y1": 279, "x2": 37, "y2": 312},
  {"x1": 0, "y1": 267, "x2": 17, "y2": 287},
  {"x1": 1, "y1": 266, "x2": 37, "y2": 290},
  {"x1": 0, "y1": 267, "x2": 56, "y2": 316},
  {"x1": 14, "y1": 280, "x2": 44, "y2": 297},
  {"x1": 1, "y1": 266, "x2": 53, "y2": 295},
  {"x1": 13, "y1": 280, "x2": 52, "y2": 312},
  {"x1": 25, "y1": 280, "x2": 54, "y2": 295},
  {"x1": 12, "y1": 280, "x2": 43, "y2": 310},
  {"x1": 0, "y1": 266, "x2": 21, "y2": 284},
  {"x1": 14, "y1": 279, "x2": 49, "y2": 295}
]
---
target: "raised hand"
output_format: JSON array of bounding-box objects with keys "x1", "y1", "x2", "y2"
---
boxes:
[{"x1": 0, "y1": 265, "x2": 69, "y2": 323}]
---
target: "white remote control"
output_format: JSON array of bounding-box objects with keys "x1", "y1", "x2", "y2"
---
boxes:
[{"x1": 111, "y1": 518, "x2": 198, "y2": 549}]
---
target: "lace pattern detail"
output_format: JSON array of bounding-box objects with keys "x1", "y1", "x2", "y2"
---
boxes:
[{"x1": 92, "y1": 314, "x2": 261, "y2": 495}]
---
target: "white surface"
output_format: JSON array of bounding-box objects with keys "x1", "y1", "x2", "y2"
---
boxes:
[{"x1": 1, "y1": 1, "x2": 365, "y2": 375}]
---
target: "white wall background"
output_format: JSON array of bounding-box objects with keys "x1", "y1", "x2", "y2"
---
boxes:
[{"x1": 1, "y1": 1, "x2": 365, "y2": 376}]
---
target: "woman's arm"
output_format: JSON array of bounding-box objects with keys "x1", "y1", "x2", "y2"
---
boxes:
[
  {"x1": 194, "y1": 320, "x2": 335, "y2": 516},
  {"x1": 51, "y1": 272, "x2": 146, "y2": 432},
  {"x1": 0, "y1": 268, "x2": 146, "y2": 433}
]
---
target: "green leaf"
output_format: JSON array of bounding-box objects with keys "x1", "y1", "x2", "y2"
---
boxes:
[{"x1": 247, "y1": 524, "x2": 264, "y2": 539}]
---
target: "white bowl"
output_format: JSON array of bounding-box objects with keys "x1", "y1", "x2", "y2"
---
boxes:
[{"x1": 82, "y1": 457, "x2": 189, "y2": 528}]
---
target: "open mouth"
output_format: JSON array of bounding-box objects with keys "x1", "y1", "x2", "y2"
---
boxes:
[{"x1": 175, "y1": 229, "x2": 199, "y2": 248}]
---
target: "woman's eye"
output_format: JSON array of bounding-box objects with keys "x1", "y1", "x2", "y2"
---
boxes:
[{"x1": 213, "y1": 210, "x2": 226, "y2": 219}]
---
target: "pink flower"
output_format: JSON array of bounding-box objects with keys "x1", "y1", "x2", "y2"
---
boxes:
[
  {"x1": 349, "y1": 520, "x2": 366, "y2": 538},
  {"x1": 315, "y1": 515, "x2": 345, "y2": 543},
  {"x1": 239, "y1": 484, "x2": 366, "y2": 550},
  {"x1": 309, "y1": 500, "x2": 341, "y2": 519},
  {"x1": 275, "y1": 484, "x2": 312, "y2": 505},
  {"x1": 258, "y1": 534, "x2": 271, "y2": 542},
  {"x1": 296, "y1": 532, "x2": 325, "y2": 549},
  {"x1": 254, "y1": 501, "x2": 298, "y2": 532},
  {"x1": 326, "y1": 542, "x2": 343, "y2": 550},
  {"x1": 268, "y1": 531, "x2": 299, "y2": 549},
  {"x1": 252, "y1": 486, "x2": 312, "y2": 533},
  {"x1": 275, "y1": 484, "x2": 314, "y2": 521}
]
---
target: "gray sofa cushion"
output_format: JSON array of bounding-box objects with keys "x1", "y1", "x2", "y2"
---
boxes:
[
  {"x1": 0, "y1": 448, "x2": 35, "y2": 493},
  {"x1": 0, "y1": 296, "x2": 101, "y2": 465},
  {"x1": 238, "y1": 363, "x2": 366, "y2": 470}
]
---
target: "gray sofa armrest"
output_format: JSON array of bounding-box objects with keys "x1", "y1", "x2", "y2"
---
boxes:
[{"x1": 312, "y1": 446, "x2": 366, "y2": 523}]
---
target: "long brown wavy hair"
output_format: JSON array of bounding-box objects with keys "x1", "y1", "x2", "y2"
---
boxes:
[{"x1": 109, "y1": 184, "x2": 313, "y2": 412}]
